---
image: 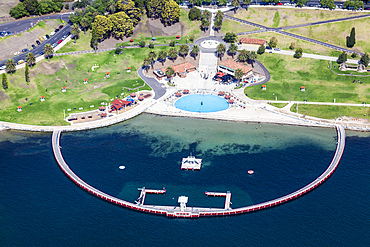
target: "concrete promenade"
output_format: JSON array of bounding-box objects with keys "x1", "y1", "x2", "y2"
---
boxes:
[{"x1": 51, "y1": 125, "x2": 345, "y2": 218}]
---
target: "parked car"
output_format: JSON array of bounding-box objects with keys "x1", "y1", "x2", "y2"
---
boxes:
[
  {"x1": 14, "y1": 51, "x2": 20, "y2": 55},
  {"x1": 39, "y1": 37, "x2": 44, "y2": 42},
  {"x1": 22, "y1": 48, "x2": 29, "y2": 53},
  {"x1": 32, "y1": 44, "x2": 36, "y2": 49},
  {"x1": 277, "y1": 2, "x2": 283, "y2": 5},
  {"x1": 0, "y1": 65, "x2": 6, "y2": 70},
  {"x1": 43, "y1": 35, "x2": 47, "y2": 40},
  {"x1": 51, "y1": 43, "x2": 56, "y2": 48},
  {"x1": 266, "y1": 46, "x2": 272, "y2": 49},
  {"x1": 50, "y1": 31, "x2": 55, "y2": 36},
  {"x1": 66, "y1": 32, "x2": 71, "y2": 36},
  {"x1": 7, "y1": 31, "x2": 11, "y2": 35},
  {"x1": 17, "y1": 59, "x2": 25, "y2": 65},
  {"x1": 274, "y1": 47, "x2": 281, "y2": 51},
  {"x1": 36, "y1": 40, "x2": 41, "y2": 45},
  {"x1": 57, "y1": 39, "x2": 62, "y2": 44},
  {"x1": 0, "y1": 32, "x2": 4, "y2": 36},
  {"x1": 59, "y1": 25, "x2": 63, "y2": 29},
  {"x1": 45, "y1": 34, "x2": 50, "y2": 39},
  {"x1": 39, "y1": 52, "x2": 44, "y2": 56},
  {"x1": 55, "y1": 28, "x2": 59, "y2": 32}
]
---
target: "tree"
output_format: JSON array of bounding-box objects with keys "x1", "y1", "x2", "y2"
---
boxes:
[
  {"x1": 23, "y1": 0, "x2": 39, "y2": 15},
  {"x1": 201, "y1": 10, "x2": 210, "y2": 20},
  {"x1": 216, "y1": 43, "x2": 226, "y2": 60},
  {"x1": 234, "y1": 68, "x2": 244, "y2": 84},
  {"x1": 249, "y1": 51, "x2": 257, "y2": 65},
  {"x1": 360, "y1": 53, "x2": 369, "y2": 67},
  {"x1": 107, "y1": 0, "x2": 116, "y2": 14},
  {"x1": 201, "y1": 18, "x2": 210, "y2": 31},
  {"x1": 148, "y1": 51, "x2": 157, "y2": 68},
  {"x1": 92, "y1": 15, "x2": 112, "y2": 41},
  {"x1": 25, "y1": 63, "x2": 30, "y2": 84},
  {"x1": 268, "y1": 36, "x2": 278, "y2": 48},
  {"x1": 320, "y1": 0, "x2": 335, "y2": 9},
  {"x1": 109, "y1": 12, "x2": 134, "y2": 38},
  {"x1": 179, "y1": 44, "x2": 190, "y2": 59},
  {"x1": 218, "y1": 0, "x2": 228, "y2": 5},
  {"x1": 228, "y1": 43, "x2": 238, "y2": 58},
  {"x1": 9, "y1": 3, "x2": 29, "y2": 19},
  {"x1": 149, "y1": 43, "x2": 155, "y2": 49},
  {"x1": 143, "y1": 57, "x2": 150, "y2": 72},
  {"x1": 351, "y1": 52, "x2": 357, "y2": 58},
  {"x1": 71, "y1": 24, "x2": 80, "y2": 43},
  {"x1": 158, "y1": 50, "x2": 168, "y2": 65},
  {"x1": 147, "y1": 0, "x2": 180, "y2": 26},
  {"x1": 214, "y1": 19, "x2": 223, "y2": 32},
  {"x1": 224, "y1": 32, "x2": 237, "y2": 43},
  {"x1": 346, "y1": 27, "x2": 356, "y2": 48},
  {"x1": 168, "y1": 48, "x2": 178, "y2": 62},
  {"x1": 257, "y1": 44, "x2": 265, "y2": 55},
  {"x1": 90, "y1": 29, "x2": 99, "y2": 52},
  {"x1": 5, "y1": 59, "x2": 16, "y2": 74},
  {"x1": 2, "y1": 73, "x2": 8, "y2": 91},
  {"x1": 337, "y1": 51, "x2": 347, "y2": 64},
  {"x1": 295, "y1": 0, "x2": 308, "y2": 7},
  {"x1": 169, "y1": 40, "x2": 176, "y2": 47},
  {"x1": 44, "y1": 44, "x2": 54, "y2": 61},
  {"x1": 65, "y1": 3, "x2": 70, "y2": 10},
  {"x1": 189, "y1": 35, "x2": 195, "y2": 42},
  {"x1": 344, "y1": 0, "x2": 364, "y2": 10},
  {"x1": 190, "y1": 45, "x2": 199, "y2": 59},
  {"x1": 165, "y1": 66, "x2": 175, "y2": 82},
  {"x1": 242, "y1": 0, "x2": 252, "y2": 5},
  {"x1": 215, "y1": 11, "x2": 224, "y2": 22},
  {"x1": 26, "y1": 52, "x2": 36, "y2": 68},
  {"x1": 289, "y1": 42, "x2": 296, "y2": 50},
  {"x1": 231, "y1": 0, "x2": 240, "y2": 13},
  {"x1": 139, "y1": 41, "x2": 146, "y2": 47},
  {"x1": 293, "y1": 48, "x2": 303, "y2": 59},
  {"x1": 238, "y1": 49, "x2": 249, "y2": 63},
  {"x1": 188, "y1": 7, "x2": 201, "y2": 21},
  {"x1": 80, "y1": 17, "x2": 90, "y2": 35},
  {"x1": 116, "y1": 0, "x2": 142, "y2": 26}
]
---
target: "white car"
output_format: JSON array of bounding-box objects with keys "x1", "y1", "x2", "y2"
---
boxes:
[
  {"x1": 14, "y1": 51, "x2": 20, "y2": 55},
  {"x1": 43, "y1": 35, "x2": 47, "y2": 40},
  {"x1": 0, "y1": 65, "x2": 6, "y2": 70},
  {"x1": 50, "y1": 31, "x2": 55, "y2": 36}
]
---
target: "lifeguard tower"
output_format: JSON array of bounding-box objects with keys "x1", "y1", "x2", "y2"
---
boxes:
[{"x1": 178, "y1": 196, "x2": 188, "y2": 212}]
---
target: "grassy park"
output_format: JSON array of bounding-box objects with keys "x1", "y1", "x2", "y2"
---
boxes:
[
  {"x1": 234, "y1": 7, "x2": 364, "y2": 28},
  {"x1": 245, "y1": 53, "x2": 370, "y2": 104},
  {"x1": 0, "y1": 47, "x2": 160, "y2": 126},
  {"x1": 288, "y1": 17, "x2": 370, "y2": 55},
  {"x1": 220, "y1": 19, "x2": 257, "y2": 34},
  {"x1": 290, "y1": 104, "x2": 370, "y2": 120}
]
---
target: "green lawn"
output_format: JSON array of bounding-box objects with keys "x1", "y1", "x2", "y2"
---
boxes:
[
  {"x1": 329, "y1": 62, "x2": 370, "y2": 76},
  {"x1": 288, "y1": 17, "x2": 370, "y2": 55},
  {"x1": 268, "y1": 103, "x2": 288, "y2": 108},
  {"x1": 56, "y1": 30, "x2": 93, "y2": 53},
  {"x1": 220, "y1": 19, "x2": 257, "y2": 34},
  {"x1": 290, "y1": 104, "x2": 370, "y2": 120},
  {"x1": 0, "y1": 47, "x2": 161, "y2": 126},
  {"x1": 245, "y1": 53, "x2": 370, "y2": 103},
  {"x1": 115, "y1": 35, "x2": 193, "y2": 48}
]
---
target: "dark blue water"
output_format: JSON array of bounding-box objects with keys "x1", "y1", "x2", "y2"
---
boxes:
[{"x1": 0, "y1": 115, "x2": 369, "y2": 246}]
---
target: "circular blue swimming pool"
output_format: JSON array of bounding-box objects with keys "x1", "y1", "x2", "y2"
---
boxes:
[{"x1": 174, "y1": 94, "x2": 229, "y2": 113}]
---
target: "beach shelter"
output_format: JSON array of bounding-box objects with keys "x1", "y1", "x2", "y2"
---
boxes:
[
  {"x1": 99, "y1": 106, "x2": 106, "y2": 111},
  {"x1": 183, "y1": 89, "x2": 189, "y2": 94},
  {"x1": 127, "y1": 67, "x2": 131, "y2": 73},
  {"x1": 176, "y1": 35, "x2": 180, "y2": 39},
  {"x1": 130, "y1": 39, "x2": 134, "y2": 43},
  {"x1": 62, "y1": 86, "x2": 66, "y2": 92},
  {"x1": 40, "y1": 95, "x2": 45, "y2": 102},
  {"x1": 175, "y1": 92, "x2": 182, "y2": 97},
  {"x1": 225, "y1": 95, "x2": 231, "y2": 99},
  {"x1": 228, "y1": 99, "x2": 234, "y2": 104},
  {"x1": 262, "y1": 85, "x2": 266, "y2": 90},
  {"x1": 84, "y1": 78, "x2": 88, "y2": 84},
  {"x1": 17, "y1": 105, "x2": 22, "y2": 112},
  {"x1": 106, "y1": 72, "x2": 110, "y2": 78},
  {"x1": 130, "y1": 92, "x2": 136, "y2": 97},
  {"x1": 152, "y1": 37, "x2": 156, "y2": 41},
  {"x1": 218, "y1": 91, "x2": 225, "y2": 96},
  {"x1": 138, "y1": 96, "x2": 144, "y2": 101},
  {"x1": 301, "y1": 86, "x2": 305, "y2": 91}
]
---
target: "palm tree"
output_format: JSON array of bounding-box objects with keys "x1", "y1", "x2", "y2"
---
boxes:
[
  {"x1": 216, "y1": 43, "x2": 226, "y2": 60},
  {"x1": 179, "y1": 45, "x2": 189, "y2": 59},
  {"x1": 107, "y1": 0, "x2": 116, "y2": 14},
  {"x1": 248, "y1": 51, "x2": 257, "y2": 67},
  {"x1": 227, "y1": 43, "x2": 238, "y2": 58},
  {"x1": 143, "y1": 57, "x2": 150, "y2": 72},
  {"x1": 231, "y1": 0, "x2": 240, "y2": 13},
  {"x1": 166, "y1": 66, "x2": 175, "y2": 83},
  {"x1": 201, "y1": 19, "x2": 210, "y2": 32},
  {"x1": 71, "y1": 24, "x2": 80, "y2": 43},
  {"x1": 214, "y1": 19, "x2": 222, "y2": 32},
  {"x1": 238, "y1": 49, "x2": 249, "y2": 63},
  {"x1": 5, "y1": 59, "x2": 16, "y2": 74},
  {"x1": 234, "y1": 68, "x2": 244, "y2": 86},
  {"x1": 168, "y1": 48, "x2": 178, "y2": 62},
  {"x1": 158, "y1": 51, "x2": 167, "y2": 65},
  {"x1": 190, "y1": 45, "x2": 199, "y2": 59},
  {"x1": 80, "y1": 17, "x2": 89, "y2": 35},
  {"x1": 26, "y1": 52, "x2": 36, "y2": 68},
  {"x1": 148, "y1": 51, "x2": 157, "y2": 68},
  {"x1": 44, "y1": 44, "x2": 54, "y2": 62}
]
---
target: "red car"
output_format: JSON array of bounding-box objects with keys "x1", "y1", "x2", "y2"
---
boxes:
[
  {"x1": 277, "y1": 2, "x2": 283, "y2": 5},
  {"x1": 57, "y1": 39, "x2": 62, "y2": 44}
]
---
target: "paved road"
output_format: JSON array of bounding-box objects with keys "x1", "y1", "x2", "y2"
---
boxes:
[
  {"x1": 0, "y1": 24, "x2": 71, "y2": 67},
  {"x1": 0, "y1": 13, "x2": 72, "y2": 34},
  {"x1": 137, "y1": 67, "x2": 166, "y2": 100}
]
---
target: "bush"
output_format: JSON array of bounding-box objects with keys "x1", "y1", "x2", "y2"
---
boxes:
[
  {"x1": 149, "y1": 43, "x2": 154, "y2": 49},
  {"x1": 289, "y1": 42, "x2": 296, "y2": 50},
  {"x1": 189, "y1": 35, "x2": 195, "y2": 42},
  {"x1": 139, "y1": 41, "x2": 146, "y2": 48},
  {"x1": 293, "y1": 48, "x2": 303, "y2": 59},
  {"x1": 65, "y1": 3, "x2": 70, "y2": 10},
  {"x1": 188, "y1": 7, "x2": 201, "y2": 21},
  {"x1": 257, "y1": 44, "x2": 265, "y2": 55},
  {"x1": 224, "y1": 32, "x2": 237, "y2": 43},
  {"x1": 169, "y1": 40, "x2": 176, "y2": 47},
  {"x1": 115, "y1": 47, "x2": 122, "y2": 54},
  {"x1": 351, "y1": 52, "x2": 357, "y2": 58},
  {"x1": 337, "y1": 51, "x2": 347, "y2": 64}
]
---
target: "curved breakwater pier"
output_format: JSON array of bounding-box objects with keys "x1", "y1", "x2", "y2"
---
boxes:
[{"x1": 52, "y1": 125, "x2": 346, "y2": 218}]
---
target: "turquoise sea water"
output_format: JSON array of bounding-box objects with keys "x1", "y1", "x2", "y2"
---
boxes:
[
  {"x1": 174, "y1": 94, "x2": 229, "y2": 112},
  {"x1": 0, "y1": 114, "x2": 369, "y2": 246}
]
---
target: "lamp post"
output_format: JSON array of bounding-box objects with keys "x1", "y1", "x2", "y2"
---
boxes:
[{"x1": 63, "y1": 109, "x2": 65, "y2": 119}]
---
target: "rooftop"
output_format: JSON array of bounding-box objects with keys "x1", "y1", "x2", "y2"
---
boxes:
[
  {"x1": 219, "y1": 59, "x2": 253, "y2": 75},
  {"x1": 240, "y1": 38, "x2": 266, "y2": 45}
]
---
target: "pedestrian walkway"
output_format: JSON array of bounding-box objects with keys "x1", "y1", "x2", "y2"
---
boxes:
[{"x1": 198, "y1": 52, "x2": 218, "y2": 75}]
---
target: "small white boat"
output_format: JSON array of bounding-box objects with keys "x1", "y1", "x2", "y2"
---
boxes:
[
  {"x1": 248, "y1": 170, "x2": 254, "y2": 175},
  {"x1": 119, "y1": 166, "x2": 126, "y2": 170},
  {"x1": 181, "y1": 155, "x2": 202, "y2": 170}
]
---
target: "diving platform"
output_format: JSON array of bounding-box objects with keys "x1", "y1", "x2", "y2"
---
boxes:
[
  {"x1": 181, "y1": 155, "x2": 202, "y2": 170},
  {"x1": 136, "y1": 187, "x2": 166, "y2": 205},
  {"x1": 205, "y1": 191, "x2": 232, "y2": 210}
]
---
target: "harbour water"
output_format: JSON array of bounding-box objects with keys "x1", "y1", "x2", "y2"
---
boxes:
[{"x1": 0, "y1": 114, "x2": 368, "y2": 246}]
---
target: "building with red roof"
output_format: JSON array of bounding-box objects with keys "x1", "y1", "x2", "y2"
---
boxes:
[
  {"x1": 110, "y1": 98, "x2": 132, "y2": 111},
  {"x1": 157, "y1": 62, "x2": 196, "y2": 79},
  {"x1": 218, "y1": 59, "x2": 253, "y2": 80},
  {"x1": 301, "y1": 86, "x2": 305, "y2": 91},
  {"x1": 239, "y1": 38, "x2": 266, "y2": 45}
]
